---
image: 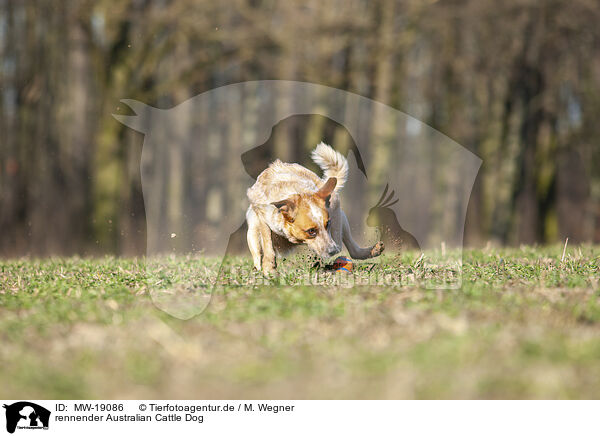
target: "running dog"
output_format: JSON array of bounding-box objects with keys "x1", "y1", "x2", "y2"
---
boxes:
[{"x1": 246, "y1": 142, "x2": 384, "y2": 273}]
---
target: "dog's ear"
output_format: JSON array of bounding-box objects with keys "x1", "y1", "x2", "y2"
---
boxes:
[
  {"x1": 315, "y1": 177, "x2": 337, "y2": 204},
  {"x1": 272, "y1": 197, "x2": 297, "y2": 222}
]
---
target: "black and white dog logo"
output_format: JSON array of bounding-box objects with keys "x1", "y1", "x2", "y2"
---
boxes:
[{"x1": 3, "y1": 402, "x2": 50, "y2": 434}]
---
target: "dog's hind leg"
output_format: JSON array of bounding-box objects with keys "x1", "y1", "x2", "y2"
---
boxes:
[
  {"x1": 341, "y1": 210, "x2": 384, "y2": 260},
  {"x1": 246, "y1": 207, "x2": 263, "y2": 271},
  {"x1": 328, "y1": 203, "x2": 344, "y2": 251}
]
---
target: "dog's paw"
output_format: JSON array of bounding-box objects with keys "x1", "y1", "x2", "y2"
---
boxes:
[
  {"x1": 262, "y1": 268, "x2": 275, "y2": 277},
  {"x1": 261, "y1": 259, "x2": 277, "y2": 276},
  {"x1": 262, "y1": 269, "x2": 279, "y2": 280},
  {"x1": 370, "y1": 241, "x2": 385, "y2": 257}
]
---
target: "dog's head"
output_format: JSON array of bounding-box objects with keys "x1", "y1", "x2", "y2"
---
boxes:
[{"x1": 272, "y1": 177, "x2": 340, "y2": 258}]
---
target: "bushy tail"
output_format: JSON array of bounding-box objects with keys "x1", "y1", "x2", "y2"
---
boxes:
[{"x1": 311, "y1": 142, "x2": 348, "y2": 192}]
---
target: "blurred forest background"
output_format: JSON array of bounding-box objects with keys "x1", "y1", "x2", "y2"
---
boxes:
[{"x1": 1, "y1": 0, "x2": 599, "y2": 256}]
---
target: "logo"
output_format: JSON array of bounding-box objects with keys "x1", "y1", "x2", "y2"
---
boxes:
[{"x1": 3, "y1": 402, "x2": 50, "y2": 434}]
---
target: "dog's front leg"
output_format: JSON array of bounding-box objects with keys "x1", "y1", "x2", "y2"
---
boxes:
[
  {"x1": 259, "y1": 223, "x2": 277, "y2": 274},
  {"x1": 341, "y1": 210, "x2": 384, "y2": 259},
  {"x1": 246, "y1": 208, "x2": 263, "y2": 271}
]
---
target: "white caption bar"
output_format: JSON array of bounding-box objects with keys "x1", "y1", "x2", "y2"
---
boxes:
[{"x1": 1, "y1": 400, "x2": 597, "y2": 435}]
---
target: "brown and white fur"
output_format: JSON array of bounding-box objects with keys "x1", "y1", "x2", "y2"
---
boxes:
[{"x1": 246, "y1": 142, "x2": 384, "y2": 273}]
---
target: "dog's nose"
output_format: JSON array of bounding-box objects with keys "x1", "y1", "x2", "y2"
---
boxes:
[{"x1": 327, "y1": 247, "x2": 339, "y2": 257}]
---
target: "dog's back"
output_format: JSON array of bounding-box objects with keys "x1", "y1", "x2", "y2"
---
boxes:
[{"x1": 248, "y1": 142, "x2": 348, "y2": 205}]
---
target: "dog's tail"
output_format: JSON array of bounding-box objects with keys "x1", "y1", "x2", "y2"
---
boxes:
[{"x1": 311, "y1": 142, "x2": 348, "y2": 192}]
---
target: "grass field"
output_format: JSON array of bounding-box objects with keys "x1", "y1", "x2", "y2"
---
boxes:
[{"x1": 1, "y1": 245, "x2": 599, "y2": 399}]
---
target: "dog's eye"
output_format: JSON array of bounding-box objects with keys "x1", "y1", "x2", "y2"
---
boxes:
[{"x1": 306, "y1": 228, "x2": 318, "y2": 238}]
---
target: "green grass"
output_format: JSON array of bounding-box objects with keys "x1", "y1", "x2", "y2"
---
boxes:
[{"x1": 1, "y1": 245, "x2": 599, "y2": 399}]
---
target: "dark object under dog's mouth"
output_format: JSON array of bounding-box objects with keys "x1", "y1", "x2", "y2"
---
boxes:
[{"x1": 313, "y1": 259, "x2": 341, "y2": 270}]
